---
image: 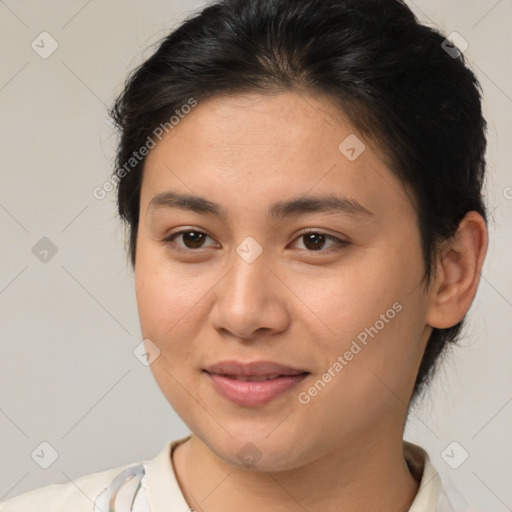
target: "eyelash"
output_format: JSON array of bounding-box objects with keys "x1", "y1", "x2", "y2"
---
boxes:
[{"x1": 162, "y1": 228, "x2": 350, "y2": 254}]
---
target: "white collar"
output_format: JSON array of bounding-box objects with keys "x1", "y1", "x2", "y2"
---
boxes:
[
  {"x1": 403, "y1": 440, "x2": 444, "y2": 511},
  {"x1": 142, "y1": 436, "x2": 191, "y2": 511}
]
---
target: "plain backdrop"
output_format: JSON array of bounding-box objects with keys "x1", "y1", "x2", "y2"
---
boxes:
[{"x1": 0, "y1": 0, "x2": 511, "y2": 510}]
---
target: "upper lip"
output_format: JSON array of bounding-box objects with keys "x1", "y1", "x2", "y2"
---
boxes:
[{"x1": 204, "y1": 360, "x2": 308, "y2": 377}]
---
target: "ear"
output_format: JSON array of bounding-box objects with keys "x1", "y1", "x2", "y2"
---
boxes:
[{"x1": 425, "y1": 211, "x2": 488, "y2": 329}]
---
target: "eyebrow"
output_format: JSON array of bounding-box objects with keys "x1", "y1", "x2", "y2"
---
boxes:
[{"x1": 147, "y1": 191, "x2": 374, "y2": 220}]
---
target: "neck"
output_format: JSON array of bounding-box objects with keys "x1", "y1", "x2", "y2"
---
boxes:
[{"x1": 171, "y1": 432, "x2": 420, "y2": 512}]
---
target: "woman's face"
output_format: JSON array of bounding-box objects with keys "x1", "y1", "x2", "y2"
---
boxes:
[{"x1": 135, "y1": 92, "x2": 433, "y2": 470}]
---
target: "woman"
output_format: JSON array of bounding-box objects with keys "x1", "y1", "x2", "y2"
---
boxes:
[{"x1": 1, "y1": 0, "x2": 489, "y2": 510}]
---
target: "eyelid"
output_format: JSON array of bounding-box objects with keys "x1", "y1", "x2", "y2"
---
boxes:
[
  {"x1": 291, "y1": 228, "x2": 350, "y2": 252},
  {"x1": 162, "y1": 227, "x2": 219, "y2": 251},
  {"x1": 162, "y1": 227, "x2": 350, "y2": 253},
  {"x1": 296, "y1": 227, "x2": 346, "y2": 239}
]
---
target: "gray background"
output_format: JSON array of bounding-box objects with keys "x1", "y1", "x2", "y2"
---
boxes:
[{"x1": 0, "y1": 0, "x2": 511, "y2": 510}]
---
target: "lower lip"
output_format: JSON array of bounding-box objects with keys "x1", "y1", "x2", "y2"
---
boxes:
[{"x1": 206, "y1": 372, "x2": 308, "y2": 407}]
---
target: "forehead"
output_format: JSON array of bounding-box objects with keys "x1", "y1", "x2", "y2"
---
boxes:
[
  {"x1": 140, "y1": 92, "x2": 414, "y2": 220},
  {"x1": 152, "y1": 92, "x2": 358, "y2": 159}
]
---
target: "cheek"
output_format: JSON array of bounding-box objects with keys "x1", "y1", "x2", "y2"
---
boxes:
[
  {"x1": 134, "y1": 248, "x2": 209, "y2": 344},
  {"x1": 134, "y1": 255, "x2": 209, "y2": 408},
  {"x1": 295, "y1": 246, "x2": 426, "y2": 388},
  {"x1": 297, "y1": 301, "x2": 424, "y2": 437},
  {"x1": 289, "y1": 256, "x2": 409, "y2": 349}
]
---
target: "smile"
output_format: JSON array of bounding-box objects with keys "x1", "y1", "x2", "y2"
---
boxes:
[{"x1": 204, "y1": 360, "x2": 309, "y2": 407}]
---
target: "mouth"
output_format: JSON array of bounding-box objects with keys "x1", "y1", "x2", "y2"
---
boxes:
[
  {"x1": 203, "y1": 360, "x2": 310, "y2": 407},
  {"x1": 213, "y1": 374, "x2": 303, "y2": 381}
]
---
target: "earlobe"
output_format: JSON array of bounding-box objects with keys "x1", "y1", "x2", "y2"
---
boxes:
[{"x1": 426, "y1": 211, "x2": 488, "y2": 329}]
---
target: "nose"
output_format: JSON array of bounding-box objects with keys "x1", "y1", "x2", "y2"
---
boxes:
[{"x1": 209, "y1": 246, "x2": 291, "y2": 341}]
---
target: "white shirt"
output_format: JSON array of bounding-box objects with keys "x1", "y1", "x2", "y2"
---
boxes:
[{"x1": 0, "y1": 436, "x2": 472, "y2": 511}]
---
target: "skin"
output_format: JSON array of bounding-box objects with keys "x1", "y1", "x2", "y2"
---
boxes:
[{"x1": 134, "y1": 91, "x2": 488, "y2": 512}]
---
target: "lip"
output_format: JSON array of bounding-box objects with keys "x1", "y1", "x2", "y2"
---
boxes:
[{"x1": 204, "y1": 360, "x2": 309, "y2": 407}]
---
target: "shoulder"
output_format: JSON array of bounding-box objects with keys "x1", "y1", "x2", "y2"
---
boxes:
[
  {"x1": 404, "y1": 440, "x2": 485, "y2": 512},
  {"x1": 0, "y1": 461, "x2": 143, "y2": 512}
]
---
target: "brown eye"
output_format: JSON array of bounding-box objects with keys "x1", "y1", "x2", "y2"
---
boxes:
[
  {"x1": 292, "y1": 231, "x2": 349, "y2": 252},
  {"x1": 180, "y1": 231, "x2": 207, "y2": 249},
  {"x1": 302, "y1": 232, "x2": 328, "y2": 251},
  {"x1": 164, "y1": 229, "x2": 218, "y2": 250}
]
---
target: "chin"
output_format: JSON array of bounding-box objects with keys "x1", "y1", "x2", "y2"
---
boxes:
[{"x1": 200, "y1": 426, "x2": 314, "y2": 472}]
